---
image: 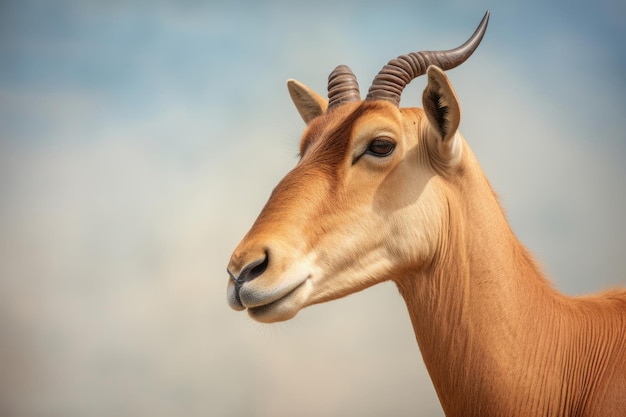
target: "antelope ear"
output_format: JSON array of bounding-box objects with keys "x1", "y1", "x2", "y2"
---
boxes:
[
  {"x1": 287, "y1": 79, "x2": 328, "y2": 124},
  {"x1": 422, "y1": 66, "x2": 462, "y2": 166}
]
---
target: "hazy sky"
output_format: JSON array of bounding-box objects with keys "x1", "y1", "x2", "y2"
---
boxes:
[{"x1": 1, "y1": 1, "x2": 625, "y2": 416}]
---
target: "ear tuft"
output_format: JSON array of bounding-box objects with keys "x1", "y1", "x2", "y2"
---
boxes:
[
  {"x1": 425, "y1": 87, "x2": 450, "y2": 139},
  {"x1": 422, "y1": 66, "x2": 460, "y2": 143},
  {"x1": 287, "y1": 79, "x2": 328, "y2": 124},
  {"x1": 422, "y1": 66, "x2": 463, "y2": 169}
]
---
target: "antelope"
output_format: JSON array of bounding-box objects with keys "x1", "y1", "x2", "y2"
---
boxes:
[{"x1": 226, "y1": 11, "x2": 626, "y2": 416}]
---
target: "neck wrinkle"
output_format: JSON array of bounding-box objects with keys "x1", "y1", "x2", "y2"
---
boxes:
[{"x1": 396, "y1": 158, "x2": 565, "y2": 416}]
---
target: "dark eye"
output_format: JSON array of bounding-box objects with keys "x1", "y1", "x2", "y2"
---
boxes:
[{"x1": 366, "y1": 138, "x2": 395, "y2": 157}]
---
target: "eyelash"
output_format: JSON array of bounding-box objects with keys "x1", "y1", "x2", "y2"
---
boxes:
[{"x1": 365, "y1": 138, "x2": 396, "y2": 157}]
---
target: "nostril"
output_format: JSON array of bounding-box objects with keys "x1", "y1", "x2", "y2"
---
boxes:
[{"x1": 239, "y1": 251, "x2": 269, "y2": 283}]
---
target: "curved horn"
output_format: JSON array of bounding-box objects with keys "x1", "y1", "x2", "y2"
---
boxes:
[
  {"x1": 366, "y1": 11, "x2": 490, "y2": 106},
  {"x1": 327, "y1": 65, "x2": 361, "y2": 110}
]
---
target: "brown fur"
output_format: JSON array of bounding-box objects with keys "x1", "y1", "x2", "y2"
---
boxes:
[
  {"x1": 398, "y1": 146, "x2": 626, "y2": 416},
  {"x1": 227, "y1": 69, "x2": 626, "y2": 416}
]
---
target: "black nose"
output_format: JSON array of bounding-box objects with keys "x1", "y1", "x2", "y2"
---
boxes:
[
  {"x1": 241, "y1": 252, "x2": 269, "y2": 282},
  {"x1": 229, "y1": 252, "x2": 269, "y2": 308},
  {"x1": 230, "y1": 251, "x2": 269, "y2": 286}
]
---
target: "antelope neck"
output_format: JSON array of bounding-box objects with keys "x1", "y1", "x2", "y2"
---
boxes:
[{"x1": 395, "y1": 152, "x2": 573, "y2": 416}]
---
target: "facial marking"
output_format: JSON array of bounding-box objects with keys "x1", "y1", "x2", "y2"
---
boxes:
[
  {"x1": 349, "y1": 111, "x2": 402, "y2": 165},
  {"x1": 298, "y1": 102, "x2": 396, "y2": 173}
]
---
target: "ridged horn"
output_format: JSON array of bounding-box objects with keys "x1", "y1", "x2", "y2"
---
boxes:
[
  {"x1": 327, "y1": 65, "x2": 361, "y2": 110},
  {"x1": 366, "y1": 11, "x2": 490, "y2": 106}
]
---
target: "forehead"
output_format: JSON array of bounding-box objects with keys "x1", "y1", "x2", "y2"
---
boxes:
[{"x1": 299, "y1": 101, "x2": 398, "y2": 158}]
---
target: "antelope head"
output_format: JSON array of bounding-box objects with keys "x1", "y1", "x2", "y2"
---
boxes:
[{"x1": 227, "y1": 12, "x2": 489, "y2": 323}]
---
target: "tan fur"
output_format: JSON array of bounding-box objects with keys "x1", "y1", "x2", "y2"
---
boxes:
[{"x1": 227, "y1": 68, "x2": 626, "y2": 416}]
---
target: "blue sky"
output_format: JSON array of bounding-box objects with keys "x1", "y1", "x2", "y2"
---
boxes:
[
  {"x1": 2, "y1": 1, "x2": 625, "y2": 150},
  {"x1": 1, "y1": 1, "x2": 625, "y2": 416}
]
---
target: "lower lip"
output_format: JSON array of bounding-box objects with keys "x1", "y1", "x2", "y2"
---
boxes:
[{"x1": 247, "y1": 278, "x2": 310, "y2": 322}]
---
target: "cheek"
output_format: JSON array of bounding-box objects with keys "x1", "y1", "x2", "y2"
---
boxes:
[
  {"x1": 307, "y1": 203, "x2": 383, "y2": 262},
  {"x1": 371, "y1": 154, "x2": 429, "y2": 212},
  {"x1": 384, "y1": 185, "x2": 445, "y2": 268}
]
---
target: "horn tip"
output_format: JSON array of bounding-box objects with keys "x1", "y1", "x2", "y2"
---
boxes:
[{"x1": 481, "y1": 10, "x2": 490, "y2": 28}]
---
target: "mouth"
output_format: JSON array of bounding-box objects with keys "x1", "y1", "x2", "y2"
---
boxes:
[
  {"x1": 227, "y1": 276, "x2": 312, "y2": 323},
  {"x1": 247, "y1": 278, "x2": 311, "y2": 322}
]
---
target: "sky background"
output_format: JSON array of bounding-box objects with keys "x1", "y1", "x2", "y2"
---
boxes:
[{"x1": 1, "y1": 0, "x2": 625, "y2": 416}]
